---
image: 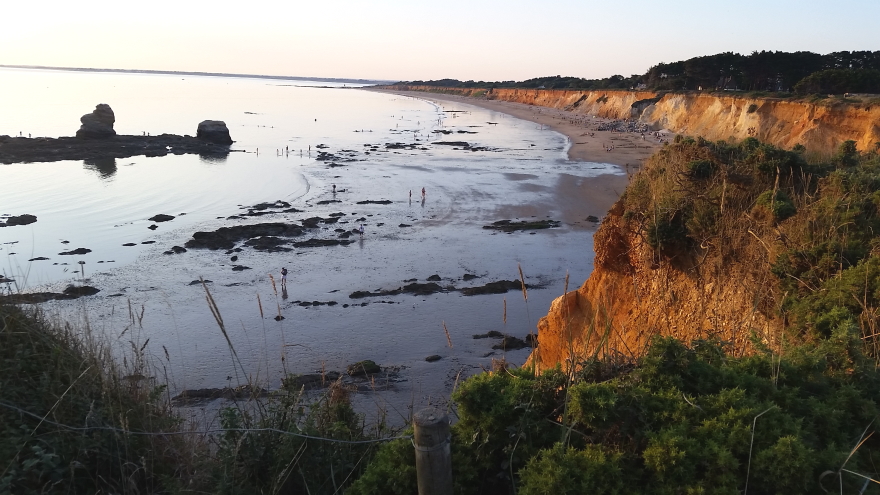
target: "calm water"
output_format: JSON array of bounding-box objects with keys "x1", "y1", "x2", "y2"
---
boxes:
[{"x1": 0, "y1": 68, "x2": 622, "y2": 414}]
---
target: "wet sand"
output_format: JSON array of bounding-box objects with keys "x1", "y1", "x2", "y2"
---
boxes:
[{"x1": 371, "y1": 88, "x2": 664, "y2": 169}]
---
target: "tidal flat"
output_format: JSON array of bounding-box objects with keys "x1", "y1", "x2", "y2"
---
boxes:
[{"x1": 0, "y1": 68, "x2": 626, "y2": 419}]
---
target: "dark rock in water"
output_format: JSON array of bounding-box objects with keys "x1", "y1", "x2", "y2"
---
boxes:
[
  {"x1": 586, "y1": 215, "x2": 600, "y2": 222},
  {"x1": 230, "y1": 255, "x2": 238, "y2": 262},
  {"x1": 292, "y1": 238, "x2": 354, "y2": 248},
  {"x1": 0, "y1": 133, "x2": 233, "y2": 164},
  {"x1": 473, "y1": 330, "x2": 505, "y2": 339},
  {"x1": 163, "y1": 246, "x2": 187, "y2": 255},
  {"x1": 398, "y1": 223, "x2": 412, "y2": 228},
  {"x1": 0, "y1": 214, "x2": 37, "y2": 227},
  {"x1": 301, "y1": 217, "x2": 324, "y2": 228},
  {"x1": 284, "y1": 372, "x2": 342, "y2": 390},
  {"x1": 63, "y1": 285, "x2": 100, "y2": 298},
  {"x1": 426, "y1": 274, "x2": 441, "y2": 281},
  {"x1": 317, "y1": 199, "x2": 342, "y2": 205},
  {"x1": 425, "y1": 355, "x2": 442, "y2": 362},
  {"x1": 433, "y1": 141, "x2": 470, "y2": 147},
  {"x1": 231, "y1": 265, "x2": 251, "y2": 271},
  {"x1": 492, "y1": 335, "x2": 529, "y2": 350},
  {"x1": 483, "y1": 219, "x2": 560, "y2": 231},
  {"x1": 461, "y1": 280, "x2": 524, "y2": 296},
  {"x1": 349, "y1": 282, "x2": 444, "y2": 299},
  {"x1": 27, "y1": 257, "x2": 49, "y2": 261},
  {"x1": 76, "y1": 104, "x2": 116, "y2": 139},
  {"x1": 274, "y1": 315, "x2": 285, "y2": 321},
  {"x1": 244, "y1": 236, "x2": 291, "y2": 252},
  {"x1": 122, "y1": 243, "x2": 137, "y2": 247},
  {"x1": 525, "y1": 333, "x2": 538, "y2": 346},
  {"x1": 347, "y1": 360, "x2": 380, "y2": 376},
  {"x1": 196, "y1": 120, "x2": 233, "y2": 145},
  {"x1": 356, "y1": 200, "x2": 393, "y2": 205},
  {"x1": 185, "y1": 222, "x2": 305, "y2": 250},
  {"x1": 171, "y1": 385, "x2": 267, "y2": 405},
  {"x1": 149, "y1": 214, "x2": 175, "y2": 222},
  {"x1": 188, "y1": 279, "x2": 212, "y2": 285},
  {"x1": 0, "y1": 276, "x2": 13, "y2": 283},
  {"x1": 58, "y1": 247, "x2": 91, "y2": 256},
  {"x1": 0, "y1": 284, "x2": 99, "y2": 304},
  {"x1": 463, "y1": 273, "x2": 479, "y2": 281},
  {"x1": 148, "y1": 224, "x2": 158, "y2": 230},
  {"x1": 141, "y1": 240, "x2": 155, "y2": 244}
]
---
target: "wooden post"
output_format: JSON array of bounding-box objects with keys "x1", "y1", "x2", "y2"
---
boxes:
[{"x1": 413, "y1": 407, "x2": 452, "y2": 495}]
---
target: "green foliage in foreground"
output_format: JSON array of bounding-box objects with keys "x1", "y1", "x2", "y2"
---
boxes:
[
  {"x1": 353, "y1": 333, "x2": 880, "y2": 494},
  {"x1": 0, "y1": 304, "x2": 188, "y2": 494}
]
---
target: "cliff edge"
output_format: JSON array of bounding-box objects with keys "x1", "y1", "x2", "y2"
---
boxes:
[{"x1": 387, "y1": 86, "x2": 880, "y2": 154}]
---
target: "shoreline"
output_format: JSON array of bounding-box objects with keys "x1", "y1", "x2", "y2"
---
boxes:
[
  {"x1": 368, "y1": 87, "x2": 662, "y2": 232},
  {"x1": 368, "y1": 88, "x2": 666, "y2": 169}
]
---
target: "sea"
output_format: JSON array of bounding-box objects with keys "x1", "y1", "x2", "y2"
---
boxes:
[{"x1": 0, "y1": 67, "x2": 623, "y2": 416}]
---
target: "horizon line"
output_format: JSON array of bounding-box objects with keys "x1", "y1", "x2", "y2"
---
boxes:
[{"x1": 0, "y1": 64, "x2": 397, "y2": 85}]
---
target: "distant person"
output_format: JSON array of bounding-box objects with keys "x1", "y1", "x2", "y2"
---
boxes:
[
  {"x1": 421, "y1": 187, "x2": 426, "y2": 199},
  {"x1": 281, "y1": 267, "x2": 288, "y2": 288},
  {"x1": 332, "y1": 184, "x2": 336, "y2": 193},
  {"x1": 359, "y1": 224, "x2": 365, "y2": 238}
]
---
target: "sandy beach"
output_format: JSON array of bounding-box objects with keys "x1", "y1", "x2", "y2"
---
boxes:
[
  {"x1": 369, "y1": 88, "x2": 670, "y2": 222},
  {"x1": 370, "y1": 88, "x2": 665, "y2": 168}
]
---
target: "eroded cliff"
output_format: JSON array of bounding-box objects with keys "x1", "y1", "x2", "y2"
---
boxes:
[
  {"x1": 389, "y1": 85, "x2": 880, "y2": 153},
  {"x1": 388, "y1": 85, "x2": 880, "y2": 370}
]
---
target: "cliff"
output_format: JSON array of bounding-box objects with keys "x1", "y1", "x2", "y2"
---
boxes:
[
  {"x1": 387, "y1": 86, "x2": 880, "y2": 154},
  {"x1": 386, "y1": 85, "x2": 880, "y2": 371}
]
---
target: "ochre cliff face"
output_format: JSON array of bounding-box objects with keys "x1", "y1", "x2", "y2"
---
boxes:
[
  {"x1": 391, "y1": 86, "x2": 880, "y2": 153},
  {"x1": 528, "y1": 198, "x2": 778, "y2": 372}
]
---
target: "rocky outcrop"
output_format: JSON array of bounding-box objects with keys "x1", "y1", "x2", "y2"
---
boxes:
[
  {"x1": 196, "y1": 120, "x2": 233, "y2": 144},
  {"x1": 0, "y1": 214, "x2": 37, "y2": 227},
  {"x1": 76, "y1": 104, "x2": 116, "y2": 139},
  {"x1": 385, "y1": 85, "x2": 880, "y2": 153},
  {"x1": 0, "y1": 134, "x2": 233, "y2": 164}
]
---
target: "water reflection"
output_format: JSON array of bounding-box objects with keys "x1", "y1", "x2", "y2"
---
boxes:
[
  {"x1": 83, "y1": 157, "x2": 117, "y2": 179},
  {"x1": 198, "y1": 150, "x2": 230, "y2": 164}
]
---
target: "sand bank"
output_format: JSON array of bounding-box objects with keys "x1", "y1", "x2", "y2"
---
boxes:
[{"x1": 370, "y1": 88, "x2": 665, "y2": 169}]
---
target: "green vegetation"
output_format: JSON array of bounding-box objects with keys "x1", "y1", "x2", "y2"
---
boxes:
[
  {"x1": 794, "y1": 69, "x2": 880, "y2": 95},
  {"x1": 0, "y1": 304, "x2": 190, "y2": 494},
  {"x1": 400, "y1": 50, "x2": 880, "y2": 94},
  {"x1": 355, "y1": 334, "x2": 880, "y2": 494}
]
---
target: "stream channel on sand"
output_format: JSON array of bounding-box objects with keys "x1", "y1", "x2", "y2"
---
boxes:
[{"x1": 0, "y1": 67, "x2": 624, "y2": 422}]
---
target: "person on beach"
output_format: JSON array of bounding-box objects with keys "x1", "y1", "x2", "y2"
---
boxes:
[
  {"x1": 421, "y1": 187, "x2": 426, "y2": 199},
  {"x1": 281, "y1": 267, "x2": 288, "y2": 288},
  {"x1": 332, "y1": 184, "x2": 336, "y2": 193},
  {"x1": 359, "y1": 224, "x2": 365, "y2": 238}
]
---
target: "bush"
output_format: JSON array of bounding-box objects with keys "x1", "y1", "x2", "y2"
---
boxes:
[{"x1": 756, "y1": 189, "x2": 796, "y2": 220}]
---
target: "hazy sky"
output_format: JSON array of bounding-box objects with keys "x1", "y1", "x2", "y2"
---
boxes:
[{"x1": 3, "y1": 0, "x2": 878, "y2": 82}]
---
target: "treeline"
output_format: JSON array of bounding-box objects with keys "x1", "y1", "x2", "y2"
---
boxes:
[{"x1": 401, "y1": 50, "x2": 880, "y2": 94}]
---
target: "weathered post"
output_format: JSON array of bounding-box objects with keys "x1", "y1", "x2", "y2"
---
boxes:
[{"x1": 413, "y1": 407, "x2": 453, "y2": 495}]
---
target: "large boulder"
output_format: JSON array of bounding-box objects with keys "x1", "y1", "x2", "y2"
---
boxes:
[
  {"x1": 76, "y1": 104, "x2": 116, "y2": 139},
  {"x1": 197, "y1": 120, "x2": 233, "y2": 145}
]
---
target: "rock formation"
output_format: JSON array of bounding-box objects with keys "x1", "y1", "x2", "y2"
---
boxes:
[
  {"x1": 76, "y1": 104, "x2": 116, "y2": 139},
  {"x1": 196, "y1": 120, "x2": 233, "y2": 145}
]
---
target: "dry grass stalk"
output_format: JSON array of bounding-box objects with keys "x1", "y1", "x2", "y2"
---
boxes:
[{"x1": 442, "y1": 321, "x2": 453, "y2": 348}]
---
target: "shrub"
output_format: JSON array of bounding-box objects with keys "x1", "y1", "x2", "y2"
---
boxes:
[
  {"x1": 756, "y1": 189, "x2": 796, "y2": 220},
  {"x1": 687, "y1": 159, "x2": 715, "y2": 179}
]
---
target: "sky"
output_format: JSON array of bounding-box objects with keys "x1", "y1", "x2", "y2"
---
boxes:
[{"x1": 2, "y1": 0, "x2": 878, "y2": 82}]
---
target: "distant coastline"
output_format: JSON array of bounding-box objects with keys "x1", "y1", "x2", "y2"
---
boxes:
[{"x1": 0, "y1": 64, "x2": 394, "y2": 86}]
